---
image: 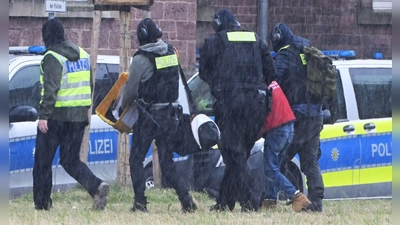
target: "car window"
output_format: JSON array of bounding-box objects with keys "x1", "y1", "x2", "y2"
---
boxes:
[
  {"x1": 349, "y1": 68, "x2": 392, "y2": 119},
  {"x1": 9, "y1": 65, "x2": 41, "y2": 112},
  {"x1": 91, "y1": 63, "x2": 120, "y2": 114},
  {"x1": 9, "y1": 61, "x2": 120, "y2": 116},
  {"x1": 332, "y1": 69, "x2": 347, "y2": 122},
  {"x1": 188, "y1": 75, "x2": 216, "y2": 114}
]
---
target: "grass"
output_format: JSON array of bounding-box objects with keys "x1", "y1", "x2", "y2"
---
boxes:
[{"x1": 9, "y1": 185, "x2": 392, "y2": 225}]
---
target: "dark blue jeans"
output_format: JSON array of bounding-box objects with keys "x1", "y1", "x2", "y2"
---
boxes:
[{"x1": 263, "y1": 122, "x2": 296, "y2": 200}]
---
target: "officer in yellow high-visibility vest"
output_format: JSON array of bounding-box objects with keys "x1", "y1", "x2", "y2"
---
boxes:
[{"x1": 33, "y1": 18, "x2": 109, "y2": 211}]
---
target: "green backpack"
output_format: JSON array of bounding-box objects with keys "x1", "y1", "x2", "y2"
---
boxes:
[{"x1": 302, "y1": 46, "x2": 337, "y2": 99}]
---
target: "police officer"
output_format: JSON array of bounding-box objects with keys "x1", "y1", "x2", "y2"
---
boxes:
[
  {"x1": 199, "y1": 9, "x2": 276, "y2": 212},
  {"x1": 33, "y1": 19, "x2": 109, "y2": 210},
  {"x1": 270, "y1": 22, "x2": 325, "y2": 212},
  {"x1": 121, "y1": 18, "x2": 197, "y2": 213}
]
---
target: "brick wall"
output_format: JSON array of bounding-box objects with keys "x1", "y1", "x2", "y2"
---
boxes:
[
  {"x1": 9, "y1": 0, "x2": 392, "y2": 67},
  {"x1": 9, "y1": 0, "x2": 197, "y2": 70},
  {"x1": 205, "y1": 0, "x2": 392, "y2": 59}
]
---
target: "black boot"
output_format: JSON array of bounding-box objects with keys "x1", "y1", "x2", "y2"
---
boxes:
[
  {"x1": 131, "y1": 196, "x2": 148, "y2": 212},
  {"x1": 35, "y1": 198, "x2": 52, "y2": 210},
  {"x1": 181, "y1": 195, "x2": 197, "y2": 213},
  {"x1": 240, "y1": 198, "x2": 260, "y2": 213}
]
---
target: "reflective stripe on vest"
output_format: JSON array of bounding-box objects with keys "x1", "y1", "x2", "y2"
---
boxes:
[
  {"x1": 40, "y1": 47, "x2": 91, "y2": 107},
  {"x1": 278, "y1": 45, "x2": 307, "y2": 65},
  {"x1": 155, "y1": 54, "x2": 179, "y2": 69},
  {"x1": 227, "y1": 31, "x2": 256, "y2": 42}
]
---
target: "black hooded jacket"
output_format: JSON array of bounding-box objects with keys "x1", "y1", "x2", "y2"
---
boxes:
[
  {"x1": 199, "y1": 11, "x2": 275, "y2": 99},
  {"x1": 271, "y1": 23, "x2": 319, "y2": 106}
]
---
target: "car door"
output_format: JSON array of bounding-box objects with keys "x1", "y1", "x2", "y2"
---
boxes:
[
  {"x1": 9, "y1": 61, "x2": 47, "y2": 193},
  {"x1": 319, "y1": 66, "x2": 364, "y2": 199},
  {"x1": 348, "y1": 67, "x2": 392, "y2": 197},
  {"x1": 9, "y1": 57, "x2": 123, "y2": 195}
]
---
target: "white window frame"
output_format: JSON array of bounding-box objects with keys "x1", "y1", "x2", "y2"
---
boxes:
[{"x1": 372, "y1": 0, "x2": 392, "y2": 12}]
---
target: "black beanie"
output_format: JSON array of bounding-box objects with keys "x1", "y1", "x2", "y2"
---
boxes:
[
  {"x1": 137, "y1": 18, "x2": 162, "y2": 46},
  {"x1": 42, "y1": 19, "x2": 66, "y2": 48}
]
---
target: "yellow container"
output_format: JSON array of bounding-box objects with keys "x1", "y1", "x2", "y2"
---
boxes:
[{"x1": 95, "y1": 72, "x2": 138, "y2": 133}]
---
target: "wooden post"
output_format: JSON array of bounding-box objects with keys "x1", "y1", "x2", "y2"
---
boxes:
[
  {"x1": 80, "y1": 10, "x2": 102, "y2": 164},
  {"x1": 116, "y1": 9, "x2": 132, "y2": 187},
  {"x1": 151, "y1": 141, "x2": 162, "y2": 188}
]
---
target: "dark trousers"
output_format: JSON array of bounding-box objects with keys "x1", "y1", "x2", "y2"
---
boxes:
[
  {"x1": 282, "y1": 112, "x2": 325, "y2": 211},
  {"x1": 214, "y1": 91, "x2": 267, "y2": 210},
  {"x1": 129, "y1": 105, "x2": 190, "y2": 203},
  {"x1": 33, "y1": 120, "x2": 103, "y2": 208}
]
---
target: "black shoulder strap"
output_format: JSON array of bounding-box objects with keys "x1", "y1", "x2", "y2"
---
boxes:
[{"x1": 178, "y1": 64, "x2": 197, "y2": 114}]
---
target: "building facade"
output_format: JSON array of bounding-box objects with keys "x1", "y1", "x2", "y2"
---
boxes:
[{"x1": 9, "y1": 0, "x2": 392, "y2": 73}]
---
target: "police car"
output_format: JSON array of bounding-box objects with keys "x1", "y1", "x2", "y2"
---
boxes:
[
  {"x1": 9, "y1": 46, "x2": 122, "y2": 197},
  {"x1": 8, "y1": 45, "x2": 270, "y2": 200},
  {"x1": 9, "y1": 45, "x2": 220, "y2": 198},
  {"x1": 9, "y1": 46, "x2": 189, "y2": 197},
  {"x1": 318, "y1": 50, "x2": 392, "y2": 199}
]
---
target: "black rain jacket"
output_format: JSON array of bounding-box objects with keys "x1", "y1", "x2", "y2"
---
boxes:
[{"x1": 272, "y1": 23, "x2": 320, "y2": 106}]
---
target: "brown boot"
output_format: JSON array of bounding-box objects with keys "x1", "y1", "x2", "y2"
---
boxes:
[
  {"x1": 260, "y1": 199, "x2": 277, "y2": 209},
  {"x1": 291, "y1": 192, "x2": 311, "y2": 212}
]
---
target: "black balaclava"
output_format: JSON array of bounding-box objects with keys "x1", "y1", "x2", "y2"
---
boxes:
[
  {"x1": 270, "y1": 22, "x2": 294, "y2": 52},
  {"x1": 212, "y1": 9, "x2": 241, "y2": 33},
  {"x1": 137, "y1": 18, "x2": 163, "y2": 46},
  {"x1": 42, "y1": 19, "x2": 66, "y2": 49}
]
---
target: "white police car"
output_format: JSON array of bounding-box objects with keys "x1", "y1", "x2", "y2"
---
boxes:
[
  {"x1": 318, "y1": 50, "x2": 392, "y2": 199},
  {"x1": 9, "y1": 45, "x2": 198, "y2": 198},
  {"x1": 9, "y1": 46, "x2": 123, "y2": 197}
]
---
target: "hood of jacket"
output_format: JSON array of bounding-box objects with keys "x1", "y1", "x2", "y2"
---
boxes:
[
  {"x1": 271, "y1": 23, "x2": 312, "y2": 52},
  {"x1": 47, "y1": 40, "x2": 80, "y2": 61},
  {"x1": 138, "y1": 39, "x2": 169, "y2": 55},
  {"x1": 42, "y1": 19, "x2": 66, "y2": 49},
  {"x1": 270, "y1": 23, "x2": 293, "y2": 52}
]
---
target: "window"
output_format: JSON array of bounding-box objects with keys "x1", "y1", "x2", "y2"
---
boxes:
[
  {"x1": 9, "y1": 65, "x2": 41, "y2": 112},
  {"x1": 349, "y1": 68, "x2": 392, "y2": 119},
  {"x1": 92, "y1": 63, "x2": 120, "y2": 114},
  {"x1": 331, "y1": 70, "x2": 347, "y2": 122},
  {"x1": 9, "y1": 62, "x2": 120, "y2": 116},
  {"x1": 373, "y1": 0, "x2": 392, "y2": 12},
  {"x1": 188, "y1": 75, "x2": 216, "y2": 115}
]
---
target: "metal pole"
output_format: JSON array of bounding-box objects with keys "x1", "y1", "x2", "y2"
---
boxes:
[
  {"x1": 257, "y1": 0, "x2": 269, "y2": 44},
  {"x1": 49, "y1": 12, "x2": 54, "y2": 20}
]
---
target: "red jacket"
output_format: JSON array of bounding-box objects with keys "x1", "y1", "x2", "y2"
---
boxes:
[{"x1": 260, "y1": 81, "x2": 296, "y2": 135}]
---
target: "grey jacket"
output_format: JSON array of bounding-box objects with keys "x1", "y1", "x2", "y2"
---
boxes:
[{"x1": 121, "y1": 40, "x2": 179, "y2": 110}]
